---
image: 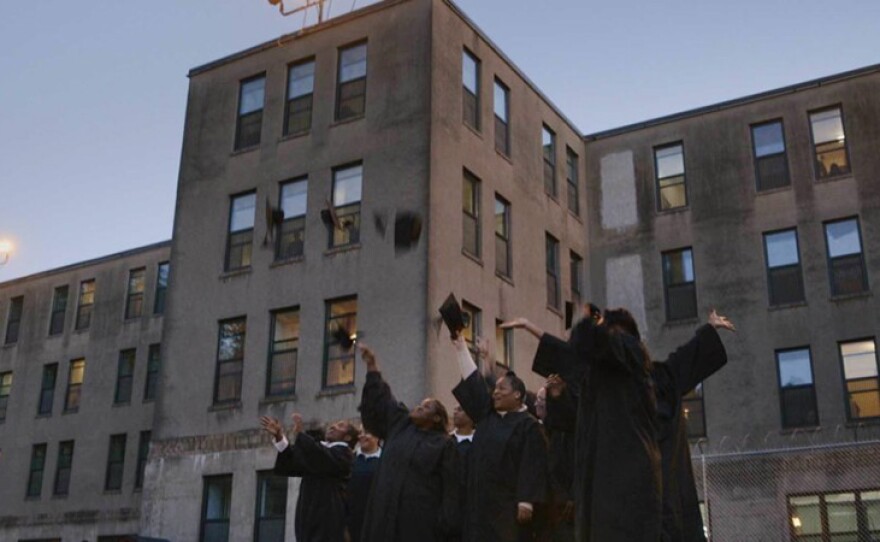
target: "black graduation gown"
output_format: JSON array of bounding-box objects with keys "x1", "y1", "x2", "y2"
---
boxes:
[
  {"x1": 273, "y1": 433, "x2": 353, "y2": 542},
  {"x1": 358, "y1": 370, "x2": 460, "y2": 542},
  {"x1": 543, "y1": 389, "x2": 577, "y2": 542},
  {"x1": 347, "y1": 452, "x2": 381, "y2": 542},
  {"x1": 453, "y1": 371, "x2": 549, "y2": 542}
]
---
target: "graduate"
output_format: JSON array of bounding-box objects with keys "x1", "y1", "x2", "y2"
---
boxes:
[
  {"x1": 542, "y1": 375, "x2": 576, "y2": 542},
  {"x1": 259, "y1": 414, "x2": 357, "y2": 542},
  {"x1": 357, "y1": 343, "x2": 460, "y2": 542},
  {"x1": 347, "y1": 429, "x2": 382, "y2": 542}
]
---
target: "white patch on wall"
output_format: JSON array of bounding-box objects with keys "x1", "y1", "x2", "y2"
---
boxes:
[
  {"x1": 605, "y1": 254, "x2": 648, "y2": 335},
  {"x1": 600, "y1": 151, "x2": 638, "y2": 230}
]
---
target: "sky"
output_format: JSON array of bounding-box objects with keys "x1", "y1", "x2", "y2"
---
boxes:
[{"x1": 2, "y1": 0, "x2": 879, "y2": 281}]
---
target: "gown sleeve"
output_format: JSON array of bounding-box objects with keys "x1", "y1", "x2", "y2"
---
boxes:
[
  {"x1": 273, "y1": 433, "x2": 352, "y2": 477},
  {"x1": 359, "y1": 370, "x2": 409, "y2": 441},
  {"x1": 438, "y1": 438, "x2": 462, "y2": 536},
  {"x1": 516, "y1": 418, "x2": 550, "y2": 505},
  {"x1": 663, "y1": 324, "x2": 728, "y2": 395}
]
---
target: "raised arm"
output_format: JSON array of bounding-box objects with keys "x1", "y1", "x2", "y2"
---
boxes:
[
  {"x1": 357, "y1": 344, "x2": 409, "y2": 440},
  {"x1": 450, "y1": 336, "x2": 492, "y2": 425},
  {"x1": 664, "y1": 309, "x2": 733, "y2": 395}
]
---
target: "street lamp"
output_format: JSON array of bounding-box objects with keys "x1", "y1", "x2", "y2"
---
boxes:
[{"x1": 0, "y1": 239, "x2": 13, "y2": 266}]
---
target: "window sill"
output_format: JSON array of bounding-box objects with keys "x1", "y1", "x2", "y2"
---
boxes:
[
  {"x1": 656, "y1": 206, "x2": 690, "y2": 216},
  {"x1": 103, "y1": 489, "x2": 123, "y2": 495},
  {"x1": 779, "y1": 426, "x2": 822, "y2": 436},
  {"x1": 663, "y1": 317, "x2": 700, "y2": 328},
  {"x1": 230, "y1": 145, "x2": 259, "y2": 157},
  {"x1": 815, "y1": 172, "x2": 854, "y2": 184},
  {"x1": 755, "y1": 185, "x2": 792, "y2": 197},
  {"x1": 546, "y1": 193, "x2": 560, "y2": 205},
  {"x1": 768, "y1": 301, "x2": 808, "y2": 312},
  {"x1": 260, "y1": 395, "x2": 298, "y2": 406},
  {"x1": 830, "y1": 291, "x2": 872, "y2": 303},
  {"x1": 62, "y1": 409, "x2": 79, "y2": 416},
  {"x1": 330, "y1": 115, "x2": 365, "y2": 128},
  {"x1": 845, "y1": 418, "x2": 880, "y2": 428},
  {"x1": 462, "y1": 249, "x2": 483, "y2": 267},
  {"x1": 324, "y1": 244, "x2": 361, "y2": 257},
  {"x1": 209, "y1": 401, "x2": 242, "y2": 413},
  {"x1": 1, "y1": 342, "x2": 17, "y2": 350},
  {"x1": 24, "y1": 496, "x2": 41, "y2": 502},
  {"x1": 123, "y1": 317, "x2": 141, "y2": 324},
  {"x1": 463, "y1": 122, "x2": 482, "y2": 139},
  {"x1": 219, "y1": 267, "x2": 252, "y2": 280},
  {"x1": 73, "y1": 327, "x2": 89, "y2": 335},
  {"x1": 112, "y1": 402, "x2": 131, "y2": 408},
  {"x1": 495, "y1": 271, "x2": 514, "y2": 286},
  {"x1": 495, "y1": 149, "x2": 513, "y2": 165},
  {"x1": 151, "y1": 313, "x2": 164, "y2": 320},
  {"x1": 546, "y1": 305, "x2": 564, "y2": 318},
  {"x1": 567, "y1": 210, "x2": 583, "y2": 224},
  {"x1": 270, "y1": 256, "x2": 304, "y2": 268},
  {"x1": 316, "y1": 386, "x2": 356, "y2": 398},
  {"x1": 36, "y1": 413, "x2": 52, "y2": 420},
  {"x1": 47, "y1": 332, "x2": 63, "y2": 339},
  {"x1": 278, "y1": 130, "x2": 310, "y2": 143},
  {"x1": 51, "y1": 494, "x2": 69, "y2": 500}
]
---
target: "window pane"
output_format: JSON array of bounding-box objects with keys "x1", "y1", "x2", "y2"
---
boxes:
[
  {"x1": 864, "y1": 491, "x2": 880, "y2": 534},
  {"x1": 841, "y1": 341, "x2": 878, "y2": 379},
  {"x1": 810, "y1": 108, "x2": 846, "y2": 145},
  {"x1": 665, "y1": 249, "x2": 694, "y2": 284},
  {"x1": 542, "y1": 127, "x2": 555, "y2": 162},
  {"x1": 70, "y1": 360, "x2": 85, "y2": 384},
  {"x1": 219, "y1": 320, "x2": 246, "y2": 361},
  {"x1": 778, "y1": 349, "x2": 813, "y2": 386},
  {"x1": 790, "y1": 495, "x2": 822, "y2": 536},
  {"x1": 288, "y1": 61, "x2": 315, "y2": 98},
  {"x1": 782, "y1": 387, "x2": 819, "y2": 428},
  {"x1": 333, "y1": 166, "x2": 363, "y2": 206},
  {"x1": 494, "y1": 198, "x2": 508, "y2": 236},
  {"x1": 340, "y1": 44, "x2": 367, "y2": 82},
  {"x1": 240, "y1": 77, "x2": 265, "y2": 114},
  {"x1": 826, "y1": 493, "x2": 858, "y2": 534},
  {"x1": 753, "y1": 122, "x2": 785, "y2": 157},
  {"x1": 659, "y1": 183, "x2": 687, "y2": 210},
  {"x1": 230, "y1": 194, "x2": 256, "y2": 232},
  {"x1": 493, "y1": 81, "x2": 507, "y2": 120},
  {"x1": 462, "y1": 50, "x2": 478, "y2": 93},
  {"x1": 766, "y1": 230, "x2": 799, "y2": 267},
  {"x1": 826, "y1": 220, "x2": 862, "y2": 258},
  {"x1": 273, "y1": 310, "x2": 300, "y2": 350},
  {"x1": 656, "y1": 145, "x2": 684, "y2": 179},
  {"x1": 280, "y1": 180, "x2": 307, "y2": 218},
  {"x1": 463, "y1": 176, "x2": 478, "y2": 215}
]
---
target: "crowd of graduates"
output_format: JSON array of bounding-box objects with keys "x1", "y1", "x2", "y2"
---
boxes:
[{"x1": 259, "y1": 302, "x2": 735, "y2": 542}]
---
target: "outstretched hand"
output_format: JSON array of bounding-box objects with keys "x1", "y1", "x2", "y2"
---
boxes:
[
  {"x1": 290, "y1": 413, "x2": 304, "y2": 435},
  {"x1": 500, "y1": 317, "x2": 544, "y2": 339},
  {"x1": 708, "y1": 309, "x2": 736, "y2": 332},
  {"x1": 260, "y1": 416, "x2": 284, "y2": 442},
  {"x1": 545, "y1": 374, "x2": 567, "y2": 399},
  {"x1": 357, "y1": 343, "x2": 379, "y2": 371}
]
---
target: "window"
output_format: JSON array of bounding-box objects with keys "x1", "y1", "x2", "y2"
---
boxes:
[
  {"x1": 542, "y1": 125, "x2": 557, "y2": 197},
  {"x1": 495, "y1": 320, "x2": 513, "y2": 368},
  {"x1": 144, "y1": 344, "x2": 160, "y2": 402},
  {"x1": 105, "y1": 434, "x2": 126, "y2": 491},
  {"x1": 201, "y1": 475, "x2": 232, "y2": 542},
  {"x1": 839, "y1": 339, "x2": 880, "y2": 421},
  {"x1": 776, "y1": 348, "x2": 818, "y2": 429},
  {"x1": 824, "y1": 218, "x2": 868, "y2": 296},
  {"x1": 462, "y1": 171, "x2": 481, "y2": 258},
  {"x1": 5, "y1": 295, "x2": 23, "y2": 344},
  {"x1": 461, "y1": 301, "x2": 481, "y2": 357},
  {"x1": 764, "y1": 229, "x2": 805, "y2": 306},
  {"x1": 154, "y1": 262, "x2": 169, "y2": 315},
  {"x1": 64, "y1": 359, "x2": 85, "y2": 413},
  {"x1": 235, "y1": 75, "x2": 265, "y2": 150},
  {"x1": 336, "y1": 42, "x2": 367, "y2": 121},
  {"x1": 114, "y1": 349, "x2": 136, "y2": 405},
  {"x1": 285, "y1": 59, "x2": 315, "y2": 135},
  {"x1": 75, "y1": 279, "x2": 95, "y2": 330},
  {"x1": 494, "y1": 195, "x2": 510, "y2": 277},
  {"x1": 663, "y1": 248, "x2": 697, "y2": 321},
  {"x1": 751, "y1": 120, "x2": 789, "y2": 191},
  {"x1": 682, "y1": 384, "x2": 705, "y2": 438},
  {"x1": 789, "y1": 490, "x2": 880, "y2": 541},
  {"x1": 214, "y1": 318, "x2": 246, "y2": 404},
  {"x1": 566, "y1": 147, "x2": 580, "y2": 215},
  {"x1": 268, "y1": 308, "x2": 299, "y2": 397},
  {"x1": 225, "y1": 192, "x2": 256, "y2": 271},
  {"x1": 38, "y1": 364, "x2": 58, "y2": 416},
  {"x1": 53, "y1": 440, "x2": 74, "y2": 496},
  {"x1": 655, "y1": 143, "x2": 687, "y2": 211},
  {"x1": 0, "y1": 371, "x2": 11, "y2": 421},
  {"x1": 494, "y1": 79, "x2": 510, "y2": 156},
  {"x1": 324, "y1": 297, "x2": 357, "y2": 389},
  {"x1": 125, "y1": 268, "x2": 145, "y2": 320},
  {"x1": 135, "y1": 431, "x2": 150, "y2": 490},
  {"x1": 546, "y1": 234, "x2": 560, "y2": 310},
  {"x1": 810, "y1": 106, "x2": 850, "y2": 179},
  {"x1": 276, "y1": 178, "x2": 307, "y2": 261},
  {"x1": 570, "y1": 251, "x2": 583, "y2": 306},
  {"x1": 49, "y1": 286, "x2": 68, "y2": 335},
  {"x1": 26, "y1": 443, "x2": 47, "y2": 498},
  {"x1": 330, "y1": 164, "x2": 362, "y2": 248},
  {"x1": 255, "y1": 471, "x2": 287, "y2": 542},
  {"x1": 462, "y1": 49, "x2": 480, "y2": 130}
]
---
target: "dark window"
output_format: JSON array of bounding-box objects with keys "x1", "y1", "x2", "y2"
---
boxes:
[
  {"x1": 323, "y1": 297, "x2": 357, "y2": 389},
  {"x1": 566, "y1": 147, "x2": 580, "y2": 215},
  {"x1": 285, "y1": 59, "x2": 315, "y2": 135},
  {"x1": 663, "y1": 248, "x2": 697, "y2": 321},
  {"x1": 542, "y1": 125, "x2": 557, "y2": 197},
  {"x1": 494, "y1": 79, "x2": 510, "y2": 156},
  {"x1": 75, "y1": 279, "x2": 95, "y2": 330},
  {"x1": 38, "y1": 364, "x2": 58, "y2": 416},
  {"x1": 135, "y1": 431, "x2": 150, "y2": 490},
  {"x1": 268, "y1": 308, "x2": 299, "y2": 397},
  {"x1": 0, "y1": 371, "x2": 11, "y2": 421},
  {"x1": 153, "y1": 262, "x2": 169, "y2": 315},
  {"x1": 839, "y1": 339, "x2": 880, "y2": 421},
  {"x1": 276, "y1": 178, "x2": 307, "y2": 261},
  {"x1": 751, "y1": 120, "x2": 789, "y2": 191},
  {"x1": 546, "y1": 234, "x2": 560, "y2": 310},
  {"x1": 144, "y1": 344, "x2": 160, "y2": 402},
  {"x1": 64, "y1": 359, "x2": 85, "y2": 413},
  {"x1": 235, "y1": 75, "x2": 265, "y2": 150},
  {"x1": 201, "y1": 475, "x2": 232, "y2": 542},
  {"x1": 570, "y1": 251, "x2": 583, "y2": 306},
  {"x1": 764, "y1": 229, "x2": 805, "y2": 306},
  {"x1": 48, "y1": 286, "x2": 68, "y2": 335},
  {"x1": 214, "y1": 318, "x2": 247, "y2": 404},
  {"x1": 255, "y1": 471, "x2": 287, "y2": 542},
  {"x1": 461, "y1": 301, "x2": 482, "y2": 358},
  {"x1": 462, "y1": 171, "x2": 481, "y2": 258},
  {"x1": 776, "y1": 348, "x2": 819, "y2": 429},
  {"x1": 330, "y1": 165, "x2": 362, "y2": 249},
  {"x1": 336, "y1": 43, "x2": 367, "y2": 121},
  {"x1": 824, "y1": 218, "x2": 868, "y2": 296},
  {"x1": 125, "y1": 268, "x2": 145, "y2": 320},
  {"x1": 494, "y1": 195, "x2": 510, "y2": 277},
  {"x1": 682, "y1": 384, "x2": 705, "y2": 438},
  {"x1": 810, "y1": 106, "x2": 851, "y2": 179},
  {"x1": 5, "y1": 295, "x2": 23, "y2": 344},
  {"x1": 462, "y1": 49, "x2": 480, "y2": 131},
  {"x1": 495, "y1": 320, "x2": 513, "y2": 368},
  {"x1": 114, "y1": 349, "x2": 136, "y2": 405},
  {"x1": 225, "y1": 192, "x2": 256, "y2": 271},
  {"x1": 789, "y1": 490, "x2": 880, "y2": 541},
  {"x1": 53, "y1": 440, "x2": 74, "y2": 496},
  {"x1": 26, "y1": 443, "x2": 47, "y2": 498},
  {"x1": 105, "y1": 434, "x2": 126, "y2": 491},
  {"x1": 655, "y1": 143, "x2": 687, "y2": 211}
]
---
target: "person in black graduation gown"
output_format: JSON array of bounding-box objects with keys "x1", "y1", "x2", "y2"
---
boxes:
[
  {"x1": 542, "y1": 375, "x2": 576, "y2": 542},
  {"x1": 260, "y1": 413, "x2": 358, "y2": 542},
  {"x1": 347, "y1": 429, "x2": 382, "y2": 542},
  {"x1": 357, "y1": 343, "x2": 460, "y2": 542}
]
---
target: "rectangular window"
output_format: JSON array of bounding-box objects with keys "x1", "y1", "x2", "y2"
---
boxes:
[
  {"x1": 494, "y1": 195, "x2": 510, "y2": 277},
  {"x1": 225, "y1": 192, "x2": 256, "y2": 271},
  {"x1": 114, "y1": 349, "x2": 136, "y2": 405},
  {"x1": 214, "y1": 318, "x2": 247, "y2": 404},
  {"x1": 324, "y1": 297, "x2": 357, "y2": 389},
  {"x1": 0, "y1": 371, "x2": 11, "y2": 421},
  {"x1": 153, "y1": 262, "x2": 169, "y2": 315},
  {"x1": 201, "y1": 475, "x2": 232, "y2": 542},
  {"x1": 764, "y1": 229, "x2": 805, "y2": 306},
  {"x1": 64, "y1": 359, "x2": 85, "y2": 413},
  {"x1": 26, "y1": 443, "x2": 47, "y2": 498},
  {"x1": 105, "y1": 434, "x2": 126, "y2": 491},
  {"x1": 840, "y1": 339, "x2": 880, "y2": 421},
  {"x1": 570, "y1": 251, "x2": 583, "y2": 306},
  {"x1": 546, "y1": 234, "x2": 560, "y2": 310},
  {"x1": 825, "y1": 218, "x2": 868, "y2": 296},
  {"x1": 336, "y1": 42, "x2": 367, "y2": 121},
  {"x1": 255, "y1": 471, "x2": 287, "y2": 542},
  {"x1": 53, "y1": 440, "x2": 74, "y2": 497},
  {"x1": 268, "y1": 308, "x2": 299, "y2": 397},
  {"x1": 125, "y1": 268, "x2": 146, "y2": 320},
  {"x1": 235, "y1": 75, "x2": 265, "y2": 150},
  {"x1": 494, "y1": 79, "x2": 510, "y2": 156},
  {"x1": 330, "y1": 165, "x2": 362, "y2": 248},
  {"x1": 655, "y1": 143, "x2": 687, "y2": 211},
  {"x1": 75, "y1": 279, "x2": 95, "y2": 330},
  {"x1": 462, "y1": 171, "x2": 481, "y2": 258},
  {"x1": 285, "y1": 59, "x2": 315, "y2": 135},
  {"x1": 38, "y1": 364, "x2": 58, "y2": 416},
  {"x1": 751, "y1": 120, "x2": 789, "y2": 191},
  {"x1": 776, "y1": 348, "x2": 819, "y2": 429},
  {"x1": 461, "y1": 301, "x2": 482, "y2": 357},
  {"x1": 542, "y1": 125, "x2": 557, "y2": 197},
  {"x1": 566, "y1": 147, "x2": 580, "y2": 215},
  {"x1": 495, "y1": 320, "x2": 513, "y2": 368},
  {"x1": 144, "y1": 344, "x2": 161, "y2": 402},
  {"x1": 789, "y1": 490, "x2": 880, "y2": 541},
  {"x1": 5, "y1": 295, "x2": 23, "y2": 344},
  {"x1": 48, "y1": 286, "x2": 68, "y2": 335},
  {"x1": 810, "y1": 106, "x2": 850, "y2": 179},
  {"x1": 682, "y1": 384, "x2": 705, "y2": 438},
  {"x1": 663, "y1": 248, "x2": 697, "y2": 321},
  {"x1": 276, "y1": 178, "x2": 307, "y2": 261},
  {"x1": 462, "y1": 49, "x2": 480, "y2": 131},
  {"x1": 135, "y1": 431, "x2": 150, "y2": 490}
]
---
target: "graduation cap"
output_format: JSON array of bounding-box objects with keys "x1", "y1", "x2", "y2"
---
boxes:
[
  {"x1": 438, "y1": 293, "x2": 469, "y2": 338},
  {"x1": 331, "y1": 322, "x2": 358, "y2": 349},
  {"x1": 373, "y1": 210, "x2": 424, "y2": 254},
  {"x1": 262, "y1": 196, "x2": 285, "y2": 247},
  {"x1": 588, "y1": 303, "x2": 602, "y2": 322}
]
